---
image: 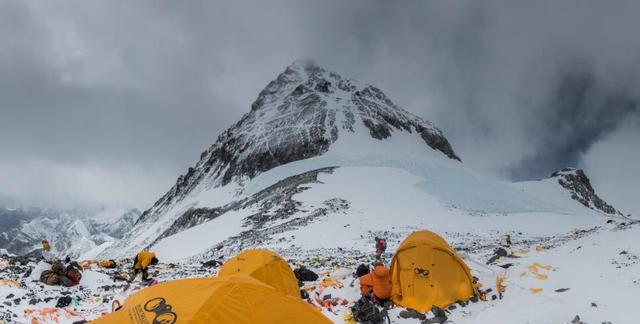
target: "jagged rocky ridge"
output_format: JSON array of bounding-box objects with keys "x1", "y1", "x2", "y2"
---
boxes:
[
  {"x1": 136, "y1": 60, "x2": 458, "y2": 225},
  {"x1": 551, "y1": 167, "x2": 621, "y2": 215}
]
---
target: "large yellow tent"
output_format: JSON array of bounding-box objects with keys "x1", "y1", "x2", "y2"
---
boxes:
[
  {"x1": 218, "y1": 249, "x2": 300, "y2": 298},
  {"x1": 389, "y1": 230, "x2": 479, "y2": 313},
  {"x1": 92, "y1": 274, "x2": 330, "y2": 324}
]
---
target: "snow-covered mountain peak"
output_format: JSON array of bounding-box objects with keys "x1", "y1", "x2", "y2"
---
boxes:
[
  {"x1": 550, "y1": 167, "x2": 621, "y2": 215},
  {"x1": 137, "y1": 61, "x2": 459, "y2": 224},
  {"x1": 102, "y1": 62, "x2": 626, "y2": 265}
]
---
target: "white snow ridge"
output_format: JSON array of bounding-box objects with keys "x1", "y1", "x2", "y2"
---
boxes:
[{"x1": 1, "y1": 61, "x2": 637, "y2": 324}]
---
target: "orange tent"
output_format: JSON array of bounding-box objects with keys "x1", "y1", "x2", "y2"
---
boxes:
[
  {"x1": 218, "y1": 249, "x2": 299, "y2": 298},
  {"x1": 92, "y1": 274, "x2": 330, "y2": 324},
  {"x1": 390, "y1": 230, "x2": 478, "y2": 313}
]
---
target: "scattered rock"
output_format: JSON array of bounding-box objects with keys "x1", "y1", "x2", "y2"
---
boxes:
[
  {"x1": 571, "y1": 315, "x2": 586, "y2": 324},
  {"x1": 551, "y1": 168, "x2": 620, "y2": 215},
  {"x1": 487, "y1": 248, "x2": 509, "y2": 264},
  {"x1": 398, "y1": 309, "x2": 426, "y2": 320}
]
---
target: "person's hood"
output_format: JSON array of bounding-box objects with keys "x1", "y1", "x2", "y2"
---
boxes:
[{"x1": 373, "y1": 265, "x2": 389, "y2": 277}]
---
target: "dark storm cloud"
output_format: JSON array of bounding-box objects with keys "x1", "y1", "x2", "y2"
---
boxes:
[
  {"x1": 1, "y1": 0, "x2": 639, "y2": 208},
  {"x1": 509, "y1": 61, "x2": 639, "y2": 180}
]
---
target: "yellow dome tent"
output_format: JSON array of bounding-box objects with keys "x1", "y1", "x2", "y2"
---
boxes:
[
  {"x1": 390, "y1": 230, "x2": 479, "y2": 313},
  {"x1": 92, "y1": 274, "x2": 330, "y2": 324},
  {"x1": 218, "y1": 249, "x2": 299, "y2": 298}
]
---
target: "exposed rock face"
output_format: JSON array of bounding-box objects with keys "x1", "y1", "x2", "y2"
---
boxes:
[
  {"x1": 136, "y1": 60, "x2": 459, "y2": 225},
  {"x1": 153, "y1": 167, "x2": 338, "y2": 244},
  {"x1": 551, "y1": 168, "x2": 621, "y2": 215}
]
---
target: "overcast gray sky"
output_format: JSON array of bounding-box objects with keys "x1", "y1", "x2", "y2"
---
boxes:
[{"x1": 1, "y1": 1, "x2": 638, "y2": 215}]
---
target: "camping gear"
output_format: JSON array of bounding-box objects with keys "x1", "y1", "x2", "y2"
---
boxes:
[
  {"x1": 351, "y1": 294, "x2": 389, "y2": 324},
  {"x1": 319, "y1": 277, "x2": 344, "y2": 288},
  {"x1": 98, "y1": 260, "x2": 117, "y2": 269},
  {"x1": 80, "y1": 260, "x2": 98, "y2": 270},
  {"x1": 40, "y1": 270, "x2": 60, "y2": 286},
  {"x1": 51, "y1": 260, "x2": 64, "y2": 274},
  {"x1": 294, "y1": 265, "x2": 319, "y2": 282},
  {"x1": 201, "y1": 260, "x2": 222, "y2": 268},
  {"x1": 65, "y1": 268, "x2": 82, "y2": 286},
  {"x1": 218, "y1": 249, "x2": 300, "y2": 298},
  {"x1": 389, "y1": 230, "x2": 479, "y2": 313},
  {"x1": 55, "y1": 296, "x2": 72, "y2": 308},
  {"x1": 66, "y1": 260, "x2": 82, "y2": 271},
  {"x1": 0, "y1": 279, "x2": 21, "y2": 288},
  {"x1": 92, "y1": 274, "x2": 331, "y2": 324},
  {"x1": 59, "y1": 275, "x2": 74, "y2": 287}
]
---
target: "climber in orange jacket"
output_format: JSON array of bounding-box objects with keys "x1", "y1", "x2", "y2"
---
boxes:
[
  {"x1": 129, "y1": 250, "x2": 158, "y2": 283},
  {"x1": 359, "y1": 262, "x2": 392, "y2": 301}
]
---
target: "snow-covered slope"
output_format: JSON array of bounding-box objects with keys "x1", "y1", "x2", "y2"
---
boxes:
[
  {"x1": 101, "y1": 61, "x2": 623, "y2": 262},
  {"x1": 0, "y1": 207, "x2": 139, "y2": 258}
]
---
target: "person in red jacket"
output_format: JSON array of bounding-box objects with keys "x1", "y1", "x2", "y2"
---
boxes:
[
  {"x1": 359, "y1": 262, "x2": 392, "y2": 301},
  {"x1": 375, "y1": 237, "x2": 387, "y2": 259}
]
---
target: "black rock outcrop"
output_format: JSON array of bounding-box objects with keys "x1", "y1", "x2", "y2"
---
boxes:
[{"x1": 551, "y1": 167, "x2": 621, "y2": 215}]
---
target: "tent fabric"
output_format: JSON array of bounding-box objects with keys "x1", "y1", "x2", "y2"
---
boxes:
[
  {"x1": 218, "y1": 249, "x2": 300, "y2": 298},
  {"x1": 390, "y1": 230, "x2": 478, "y2": 313},
  {"x1": 92, "y1": 274, "x2": 331, "y2": 324}
]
